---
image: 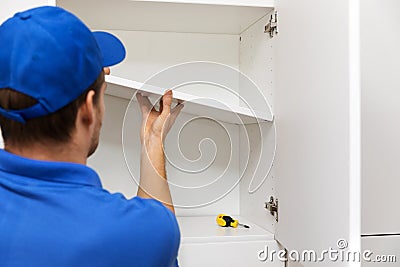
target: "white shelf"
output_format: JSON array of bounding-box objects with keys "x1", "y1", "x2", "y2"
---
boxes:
[
  {"x1": 57, "y1": 0, "x2": 274, "y2": 34},
  {"x1": 106, "y1": 75, "x2": 273, "y2": 124},
  {"x1": 177, "y1": 216, "x2": 274, "y2": 244}
]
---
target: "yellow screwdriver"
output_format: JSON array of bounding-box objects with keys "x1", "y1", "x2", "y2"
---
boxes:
[{"x1": 216, "y1": 214, "x2": 250, "y2": 228}]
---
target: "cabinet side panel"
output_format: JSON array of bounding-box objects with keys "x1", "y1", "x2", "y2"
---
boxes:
[
  {"x1": 239, "y1": 10, "x2": 276, "y2": 234},
  {"x1": 239, "y1": 123, "x2": 276, "y2": 233},
  {"x1": 239, "y1": 11, "x2": 274, "y2": 111},
  {"x1": 361, "y1": 0, "x2": 400, "y2": 235}
]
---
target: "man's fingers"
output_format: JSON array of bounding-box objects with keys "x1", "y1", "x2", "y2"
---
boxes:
[
  {"x1": 171, "y1": 102, "x2": 184, "y2": 115},
  {"x1": 166, "y1": 103, "x2": 184, "y2": 128},
  {"x1": 160, "y1": 90, "x2": 173, "y2": 118},
  {"x1": 136, "y1": 93, "x2": 148, "y2": 113},
  {"x1": 136, "y1": 93, "x2": 153, "y2": 114},
  {"x1": 159, "y1": 99, "x2": 163, "y2": 114}
]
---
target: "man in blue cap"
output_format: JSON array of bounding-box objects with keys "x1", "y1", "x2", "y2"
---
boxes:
[{"x1": 0, "y1": 6, "x2": 182, "y2": 267}]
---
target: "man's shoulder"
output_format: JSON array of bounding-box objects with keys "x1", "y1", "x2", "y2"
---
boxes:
[
  {"x1": 76, "y1": 192, "x2": 181, "y2": 266},
  {"x1": 99, "y1": 192, "x2": 179, "y2": 237},
  {"x1": 86, "y1": 190, "x2": 179, "y2": 231}
]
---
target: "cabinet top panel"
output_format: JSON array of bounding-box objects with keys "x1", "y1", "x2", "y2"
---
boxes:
[{"x1": 56, "y1": 0, "x2": 274, "y2": 34}]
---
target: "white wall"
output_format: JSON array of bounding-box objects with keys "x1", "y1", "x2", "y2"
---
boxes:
[
  {"x1": 362, "y1": 236, "x2": 400, "y2": 266},
  {"x1": 0, "y1": 1, "x2": 51, "y2": 23}
]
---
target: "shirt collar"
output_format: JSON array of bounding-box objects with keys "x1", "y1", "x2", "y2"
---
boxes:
[{"x1": 0, "y1": 149, "x2": 102, "y2": 188}]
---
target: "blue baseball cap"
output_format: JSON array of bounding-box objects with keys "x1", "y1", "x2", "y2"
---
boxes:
[{"x1": 0, "y1": 6, "x2": 126, "y2": 123}]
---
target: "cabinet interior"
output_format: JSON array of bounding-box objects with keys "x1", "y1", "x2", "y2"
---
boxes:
[{"x1": 56, "y1": 0, "x2": 277, "y2": 243}]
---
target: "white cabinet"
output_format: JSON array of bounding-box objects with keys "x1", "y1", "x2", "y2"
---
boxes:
[
  {"x1": 55, "y1": 0, "x2": 360, "y2": 266},
  {"x1": 2, "y1": 0, "x2": 363, "y2": 266}
]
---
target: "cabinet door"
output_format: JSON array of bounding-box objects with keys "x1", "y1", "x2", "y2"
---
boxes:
[
  {"x1": 274, "y1": 0, "x2": 360, "y2": 259},
  {"x1": 361, "y1": 0, "x2": 400, "y2": 236}
]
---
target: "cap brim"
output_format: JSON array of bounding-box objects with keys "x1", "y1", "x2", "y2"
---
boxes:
[{"x1": 93, "y1": 31, "x2": 126, "y2": 67}]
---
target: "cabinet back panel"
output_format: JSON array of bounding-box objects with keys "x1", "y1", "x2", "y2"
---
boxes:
[
  {"x1": 89, "y1": 95, "x2": 240, "y2": 216},
  {"x1": 104, "y1": 30, "x2": 241, "y2": 107}
]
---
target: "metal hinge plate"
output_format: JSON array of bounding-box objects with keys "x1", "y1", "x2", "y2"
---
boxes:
[
  {"x1": 265, "y1": 196, "x2": 278, "y2": 222},
  {"x1": 264, "y1": 11, "x2": 278, "y2": 38}
]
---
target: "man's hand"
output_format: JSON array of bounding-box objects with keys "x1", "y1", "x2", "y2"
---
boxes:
[
  {"x1": 136, "y1": 90, "x2": 183, "y2": 214},
  {"x1": 137, "y1": 90, "x2": 183, "y2": 145}
]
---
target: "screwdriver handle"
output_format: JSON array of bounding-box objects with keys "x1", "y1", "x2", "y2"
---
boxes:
[
  {"x1": 216, "y1": 214, "x2": 250, "y2": 228},
  {"x1": 217, "y1": 214, "x2": 238, "y2": 228}
]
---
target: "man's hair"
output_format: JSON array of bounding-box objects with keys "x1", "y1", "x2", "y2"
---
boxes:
[{"x1": 0, "y1": 72, "x2": 105, "y2": 147}]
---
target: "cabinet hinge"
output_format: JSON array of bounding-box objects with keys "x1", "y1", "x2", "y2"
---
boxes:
[
  {"x1": 264, "y1": 11, "x2": 278, "y2": 38},
  {"x1": 265, "y1": 196, "x2": 278, "y2": 222}
]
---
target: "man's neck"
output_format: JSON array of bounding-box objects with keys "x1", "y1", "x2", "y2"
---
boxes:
[{"x1": 5, "y1": 142, "x2": 88, "y2": 165}]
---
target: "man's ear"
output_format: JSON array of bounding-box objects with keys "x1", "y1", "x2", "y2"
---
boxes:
[{"x1": 78, "y1": 90, "x2": 96, "y2": 125}]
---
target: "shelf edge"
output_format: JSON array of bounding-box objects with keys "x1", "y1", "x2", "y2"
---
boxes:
[{"x1": 128, "y1": 0, "x2": 275, "y2": 8}]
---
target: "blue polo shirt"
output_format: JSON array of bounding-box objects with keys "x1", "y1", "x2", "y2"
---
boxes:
[{"x1": 0, "y1": 149, "x2": 180, "y2": 267}]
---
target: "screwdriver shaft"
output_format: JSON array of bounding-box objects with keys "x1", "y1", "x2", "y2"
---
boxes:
[{"x1": 238, "y1": 223, "x2": 250, "y2": 229}]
